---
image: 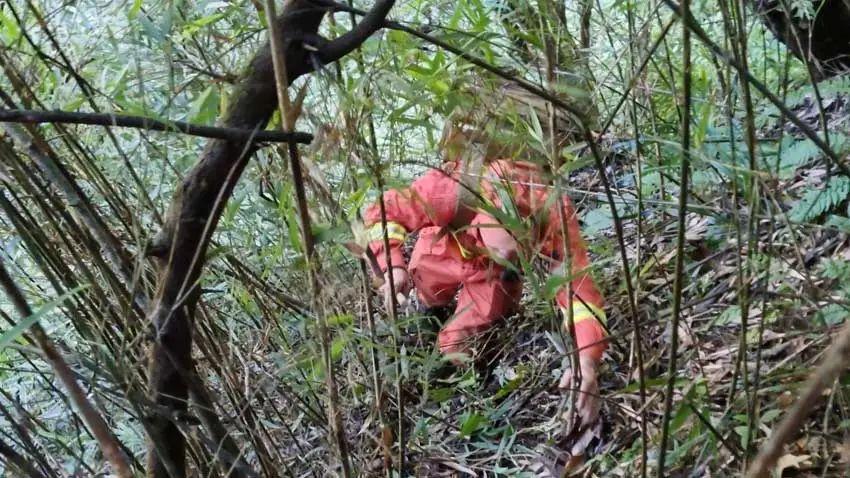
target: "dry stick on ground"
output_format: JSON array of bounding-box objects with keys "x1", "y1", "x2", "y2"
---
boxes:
[
  {"x1": 143, "y1": 1, "x2": 396, "y2": 476},
  {"x1": 747, "y1": 320, "x2": 850, "y2": 477},
  {"x1": 0, "y1": 259, "x2": 133, "y2": 478},
  {"x1": 263, "y1": 0, "x2": 354, "y2": 475},
  {"x1": 0, "y1": 109, "x2": 314, "y2": 144}
]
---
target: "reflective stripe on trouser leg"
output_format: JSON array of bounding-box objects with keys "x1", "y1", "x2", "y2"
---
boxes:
[{"x1": 560, "y1": 302, "x2": 606, "y2": 331}]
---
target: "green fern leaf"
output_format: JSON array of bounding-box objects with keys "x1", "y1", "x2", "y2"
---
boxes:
[
  {"x1": 778, "y1": 139, "x2": 821, "y2": 178},
  {"x1": 789, "y1": 177, "x2": 850, "y2": 223},
  {"x1": 776, "y1": 134, "x2": 849, "y2": 179}
]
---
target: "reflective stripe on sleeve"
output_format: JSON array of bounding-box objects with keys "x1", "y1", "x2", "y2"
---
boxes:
[{"x1": 366, "y1": 221, "x2": 407, "y2": 243}]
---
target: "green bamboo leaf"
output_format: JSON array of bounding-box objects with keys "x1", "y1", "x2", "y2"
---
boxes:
[
  {"x1": 128, "y1": 0, "x2": 142, "y2": 20},
  {"x1": 460, "y1": 412, "x2": 485, "y2": 437}
]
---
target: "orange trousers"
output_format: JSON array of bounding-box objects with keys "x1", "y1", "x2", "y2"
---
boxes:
[{"x1": 409, "y1": 226, "x2": 523, "y2": 354}]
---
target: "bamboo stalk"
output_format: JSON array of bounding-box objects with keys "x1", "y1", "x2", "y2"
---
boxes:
[
  {"x1": 656, "y1": 0, "x2": 692, "y2": 473},
  {"x1": 263, "y1": 0, "x2": 352, "y2": 475},
  {"x1": 0, "y1": 260, "x2": 133, "y2": 478}
]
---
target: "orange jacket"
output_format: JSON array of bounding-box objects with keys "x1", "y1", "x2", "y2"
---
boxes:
[{"x1": 364, "y1": 159, "x2": 608, "y2": 359}]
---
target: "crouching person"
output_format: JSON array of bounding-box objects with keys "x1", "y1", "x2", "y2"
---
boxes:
[{"x1": 363, "y1": 112, "x2": 609, "y2": 428}]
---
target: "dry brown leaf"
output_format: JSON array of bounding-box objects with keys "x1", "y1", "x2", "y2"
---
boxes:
[
  {"x1": 837, "y1": 441, "x2": 850, "y2": 464},
  {"x1": 437, "y1": 459, "x2": 478, "y2": 477},
  {"x1": 778, "y1": 391, "x2": 795, "y2": 409},
  {"x1": 772, "y1": 453, "x2": 810, "y2": 478}
]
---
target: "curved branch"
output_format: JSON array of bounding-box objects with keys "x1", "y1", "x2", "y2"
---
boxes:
[
  {"x1": 0, "y1": 109, "x2": 313, "y2": 144},
  {"x1": 316, "y1": 0, "x2": 396, "y2": 63}
]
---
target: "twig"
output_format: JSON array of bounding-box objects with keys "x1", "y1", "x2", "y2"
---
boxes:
[
  {"x1": 370, "y1": 166, "x2": 407, "y2": 472},
  {"x1": 317, "y1": 0, "x2": 396, "y2": 64},
  {"x1": 0, "y1": 108, "x2": 313, "y2": 144},
  {"x1": 747, "y1": 320, "x2": 850, "y2": 477},
  {"x1": 625, "y1": 4, "x2": 650, "y2": 476},
  {"x1": 0, "y1": 437, "x2": 47, "y2": 478},
  {"x1": 0, "y1": 259, "x2": 133, "y2": 478}
]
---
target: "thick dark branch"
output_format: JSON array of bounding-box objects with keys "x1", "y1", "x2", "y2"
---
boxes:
[
  {"x1": 0, "y1": 109, "x2": 313, "y2": 144},
  {"x1": 317, "y1": 0, "x2": 396, "y2": 63}
]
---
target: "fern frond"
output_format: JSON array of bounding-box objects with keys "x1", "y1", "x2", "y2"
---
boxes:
[{"x1": 789, "y1": 177, "x2": 850, "y2": 222}]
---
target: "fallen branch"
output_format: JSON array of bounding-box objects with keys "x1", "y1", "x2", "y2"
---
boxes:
[
  {"x1": 747, "y1": 320, "x2": 850, "y2": 477},
  {"x1": 0, "y1": 109, "x2": 313, "y2": 144}
]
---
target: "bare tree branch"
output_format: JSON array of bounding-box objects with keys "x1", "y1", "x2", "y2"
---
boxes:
[
  {"x1": 0, "y1": 109, "x2": 313, "y2": 144},
  {"x1": 317, "y1": 0, "x2": 396, "y2": 63}
]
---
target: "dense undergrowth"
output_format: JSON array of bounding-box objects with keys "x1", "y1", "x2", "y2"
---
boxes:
[{"x1": 1, "y1": 0, "x2": 849, "y2": 476}]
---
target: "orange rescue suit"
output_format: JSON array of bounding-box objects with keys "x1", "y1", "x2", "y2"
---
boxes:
[{"x1": 364, "y1": 159, "x2": 608, "y2": 361}]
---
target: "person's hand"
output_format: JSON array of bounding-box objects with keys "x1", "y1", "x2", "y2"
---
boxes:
[
  {"x1": 380, "y1": 267, "x2": 410, "y2": 309},
  {"x1": 559, "y1": 355, "x2": 601, "y2": 430}
]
